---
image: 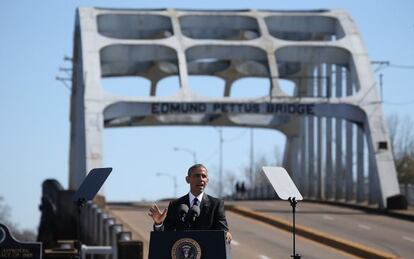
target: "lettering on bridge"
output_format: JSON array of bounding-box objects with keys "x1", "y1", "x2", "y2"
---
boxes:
[{"x1": 150, "y1": 103, "x2": 315, "y2": 115}]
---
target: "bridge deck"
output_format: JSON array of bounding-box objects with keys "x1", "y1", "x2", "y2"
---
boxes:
[
  {"x1": 106, "y1": 201, "x2": 414, "y2": 259},
  {"x1": 227, "y1": 200, "x2": 414, "y2": 258}
]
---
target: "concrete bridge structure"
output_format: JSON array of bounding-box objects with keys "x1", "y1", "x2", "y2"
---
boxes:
[{"x1": 69, "y1": 7, "x2": 405, "y2": 210}]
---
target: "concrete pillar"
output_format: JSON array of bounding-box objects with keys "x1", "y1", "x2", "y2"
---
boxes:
[
  {"x1": 335, "y1": 65, "x2": 344, "y2": 200},
  {"x1": 316, "y1": 64, "x2": 324, "y2": 199},
  {"x1": 300, "y1": 117, "x2": 308, "y2": 197},
  {"x1": 307, "y1": 67, "x2": 315, "y2": 198},
  {"x1": 356, "y1": 126, "x2": 365, "y2": 202},
  {"x1": 345, "y1": 67, "x2": 354, "y2": 201},
  {"x1": 369, "y1": 151, "x2": 378, "y2": 205},
  {"x1": 291, "y1": 136, "x2": 300, "y2": 186},
  {"x1": 150, "y1": 80, "x2": 157, "y2": 96},
  {"x1": 169, "y1": 10, "x2": 190, "y2": 92},
  {"x1": 325, "y1": 64, "x2": 334, "y2": 199},
  {"x1": 283, "y1": 137, "x2": 294, "y2": 175},
  {"x1": 224, "y1": 80, "x2": 233, "y2": 97}
]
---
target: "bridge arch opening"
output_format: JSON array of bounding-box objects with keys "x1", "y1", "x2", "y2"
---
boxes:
[
  {"x1": 231, "y1": 77, "x2": 270, "y2": 98},
  {"x1": 180, "y1": 15, "x2": 260, "y2": 40},
  {"x1": 97, "y1": 13, "x2": 173, "y2": 40},
  {"x1": 101, "y1": 76, "x2": 151, "y2": 97},
  {"x1": 188, "y1": 75, "x2": 225, "y2": 97},
  {"x1": 275, "y1": 46, "x2": 360, "y2": 97},
  {"x1": 265, "y1": 15, "x2": 345, "y2": 41},
  {"x1": 102, "y1": 126, "x2": 286, "y2": 201}
]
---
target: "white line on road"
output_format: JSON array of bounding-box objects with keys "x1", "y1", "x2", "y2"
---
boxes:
[
  {"x1": 231, "y1": 240, "x2": 240, "y2": 246},
  {"x1": 402, "y1": 236, "x2": 414, "y2": 242},
  {"x1": 322, "y1": 215, "x2": 334, "y2": 220},
  {"x1": 259, "y1": 255, "x2": 271, "y2": 259},
  {"x1": 358, "y1": 224, "x2": 371, "y2": 230}
]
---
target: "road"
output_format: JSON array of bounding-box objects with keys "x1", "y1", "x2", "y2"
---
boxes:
[
  {"x1": 107, "y1": 202, "x2": 357, "y2": 259},
  {"x1": 232, "y1": 200, "x2": 414, "y2": 258}
]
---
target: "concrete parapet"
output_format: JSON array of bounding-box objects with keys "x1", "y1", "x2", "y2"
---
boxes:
[{"x1": 226, "y1": 204, "x2": 397, "y2": 259}]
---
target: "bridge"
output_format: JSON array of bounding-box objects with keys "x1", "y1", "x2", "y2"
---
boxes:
[{"x1": 37, "y1": 7, "x2": 413, "y2": 259}]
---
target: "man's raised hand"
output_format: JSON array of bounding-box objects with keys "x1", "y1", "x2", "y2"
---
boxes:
[{"x1": 148, "y1": 203, "x2": 168, "y2": 225}]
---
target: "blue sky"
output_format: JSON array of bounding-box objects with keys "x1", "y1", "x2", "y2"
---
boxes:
[{"x1": 0, "y1": 0, "x2": 413, "y2": 231}]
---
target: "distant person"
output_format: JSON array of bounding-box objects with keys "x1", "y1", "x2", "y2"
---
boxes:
[
  {"x1": 148, "y1": 164, "x2": 232, "y2": 243},
  {"x1": 240, "y1": 181, "x2": 246, "y2": 200},
  {"x1": 235, "y1": 181, "x2": 241, "y2": 200}
]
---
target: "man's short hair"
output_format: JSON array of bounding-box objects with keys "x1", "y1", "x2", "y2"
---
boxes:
[{"x1": 187, "y1": 164, "x2": 208, "y2": 176}]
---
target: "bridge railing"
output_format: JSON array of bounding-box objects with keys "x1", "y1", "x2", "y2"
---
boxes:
[
  {"x1": 228, "y1": 183, "x2": 413, "y2": 207},
  {"x1": 38, "y1": 179, "x2": 143, "y2": 259}
]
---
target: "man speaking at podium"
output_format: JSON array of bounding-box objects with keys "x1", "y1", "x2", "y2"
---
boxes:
[{"x1": 148, "y1": 164, "x2": 232, "y2": 243}]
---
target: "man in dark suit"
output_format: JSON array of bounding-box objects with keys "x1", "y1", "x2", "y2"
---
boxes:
[{"x1": 148, "y1": 164, "x2": 232, "y2": 243}]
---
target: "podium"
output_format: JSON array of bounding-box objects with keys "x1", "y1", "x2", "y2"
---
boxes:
[{"x1": 149, "y1": 230, "x2": 231, "y2": 259}]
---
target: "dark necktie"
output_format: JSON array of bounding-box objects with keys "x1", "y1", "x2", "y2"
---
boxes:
[{"x1": 193, "y1": 198, "x2": 199, "y2": 207}]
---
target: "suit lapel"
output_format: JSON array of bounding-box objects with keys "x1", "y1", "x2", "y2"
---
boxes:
[
  {"x1": 199, "y1": 194, "x2": 210, "y2": 220},
  {"x1": 179, "y1": 193, "x2": 190, "y2": 208}
]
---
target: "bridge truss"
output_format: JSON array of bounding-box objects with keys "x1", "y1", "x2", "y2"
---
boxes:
[{"x1": 69, "y1": 7, "x2": 404, "y2": 209}]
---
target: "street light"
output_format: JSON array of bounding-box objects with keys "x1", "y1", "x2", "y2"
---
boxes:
[
  {"x1": 156, "y1": 172, "x2": 177, "y2": 198},
  {"x1": 213, "y1": 127, "x2": 224, "y2": 198},
  {"x1": 173, "y1": 147, "x2": 197, "y2": 164}
]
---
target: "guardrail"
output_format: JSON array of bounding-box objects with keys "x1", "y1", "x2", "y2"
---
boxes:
[
  {"x1": 38, "y1": 179, "x2": 143, "y2": 258},
  {"x1": 228, "y1": 183, "x2": 413, "y2": 206}
]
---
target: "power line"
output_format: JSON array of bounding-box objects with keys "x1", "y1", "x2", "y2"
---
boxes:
[
  {"x1": 388, "y1": 64, "x2": 414, "y2": 69},
  {"x1": 223, "y1": 129, "x2": 248, "y2": 142},
  {"x1": 371, "y1": 61, "x2": 414, "y2": 72}
]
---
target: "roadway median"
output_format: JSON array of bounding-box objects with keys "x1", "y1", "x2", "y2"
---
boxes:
[{"x1": 226, "y1": 204, "x2": 397, "y2": 259}]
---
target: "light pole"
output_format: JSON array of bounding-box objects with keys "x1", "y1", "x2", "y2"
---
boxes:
[
  {"x1": 214, "y1": 127, "x2": 224, "y2": 198},
  {"x1": 156, "y1": 172, "x2": 177, "y2": 198},
  {"x1": 173, "y1": 147, "x2": 197, "y2": 164},
  {"x1": 250, "y1": 128, "x2": 254, "y2": 187}
]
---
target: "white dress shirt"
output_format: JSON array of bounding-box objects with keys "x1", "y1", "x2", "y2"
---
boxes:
[{"x1": 189, "y1": 192, "x2": 204, "y2": 207}]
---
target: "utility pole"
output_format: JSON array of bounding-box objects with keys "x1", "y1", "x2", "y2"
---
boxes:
[
  {"x1": 379, "y1": 73, "x2": 383, "y2": 102},
  {"x1": 250, "y1": 128, "x2": 254, "y2": 187},
  {"x1": 371, "y1": 60, "x2": 389, "y2": 103},
  {"x1": 218, "y1": 127, "x2": 223, "y2": 198}
]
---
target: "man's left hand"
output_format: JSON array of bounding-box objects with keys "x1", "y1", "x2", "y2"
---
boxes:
[{"x1": 225, "y1": 231, "x2": 232, "y2": 244}]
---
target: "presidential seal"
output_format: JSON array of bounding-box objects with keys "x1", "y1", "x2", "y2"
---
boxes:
[
  {"x1": 171, "y1": 238, "x2": 201, "y2": 259},
  {"x1": 0, "y1": 227, "x2": 5, "y2": 244}
]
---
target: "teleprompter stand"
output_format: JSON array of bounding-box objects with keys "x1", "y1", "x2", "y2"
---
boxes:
[
  {"x1": 262, "y1": 166, "x2": 303, "y2": 259},
  {"x1": 72, "y1": 167, "x2": 113, "y2": 258}
]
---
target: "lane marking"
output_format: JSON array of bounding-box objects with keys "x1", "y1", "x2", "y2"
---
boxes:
[
  {"x1": 323, "y1": 215, "x2": 334, "y2": 220},
  {"x1": 358, "y1": 224, "x2": 371, "y2": 230},
  {"x1": 402, "y1": 236, "x2": 414, "y2": 242},
  {"x1": 259, "y1": 255, "x2": 271, "y2": 259},
  {"x1": 231, "y1": 240, "x2": 240, "y2": 246}
]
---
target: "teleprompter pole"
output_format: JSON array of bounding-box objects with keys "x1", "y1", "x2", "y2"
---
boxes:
[
  {"x1": 75, "y1": 198, "x2": 86, "y2": 259},
  {"x1": 289, "y1": 197, "x2": 301, "y2": 259}
]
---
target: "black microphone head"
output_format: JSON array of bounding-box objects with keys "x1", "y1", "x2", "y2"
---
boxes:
[
  {"x1": 178, "y1": 203, "x2": 189, "y2": 214},
  {"x1": 178, "y1": 204, "x2": 189, "y2": 222},
  {"x1": 190, "y1": 204, "x2": 200, "y2": 218}
]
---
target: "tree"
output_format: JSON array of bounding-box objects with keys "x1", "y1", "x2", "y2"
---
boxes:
[
  {"x1": 0, "y1": 196, "x2": 12, "y2": 225},
  {"x1": 0, "y1": 195, "x2": 36, "y2": 241},
  {"x1": 244, "y1": 145, "x2": 282, "y2": 188},
  {"x1": 387, "y1": 114, "x2": 414, "y2": 186},
  {"x1": 206, "y1": 166, "x2": 238, "y2": 197}
]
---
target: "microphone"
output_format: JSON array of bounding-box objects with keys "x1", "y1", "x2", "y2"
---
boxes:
[
  {"x1": 188, "y1": 205, "x2": 200, "y2": 223},
  {"x1": 178, "y1": 204, "x2": 189, "y2": 223}
]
